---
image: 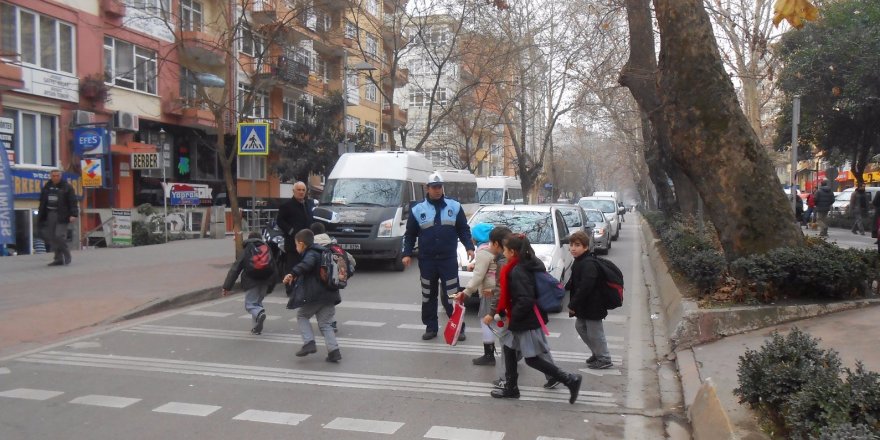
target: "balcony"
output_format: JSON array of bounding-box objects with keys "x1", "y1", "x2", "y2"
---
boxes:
[
  {"x1": 381, "y1": 16, "x2": 409, "y2": 47},
  {"x1": 252, "y1": 56, "x2": 309, "y2": 88},
  {"x1": 0, "y1": 59, "x2": 24, "y2": 91},
  {"x1": 101, "y1": 0, "x2": 126, "y2": 19},
  {"x1": 382, "y1": 67, "x2": 408, "y2": 88},
  {"x1": 178, "y1": 30, "x2": 224, "y2": 67},
  {"x1": 382, "y1": 103, "x2": 407, "y2": 129},
  {"x1": 163, "y1": 98, "x2": 217, "y2": 131},
  {"x1": 248, "y1": 0, "x2": 277, "y2": 26}
]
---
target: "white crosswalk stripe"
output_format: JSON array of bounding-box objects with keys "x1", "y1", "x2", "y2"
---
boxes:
[
  {"x1": 69, "y1": 394, "x2": 141, "y2": 408},
  {"x1": 17, "y1": 351, "x2": 617, "y2": 407},
  {"x1": 185, "y1": 311, "x2": 234, "y2": 317},
  {"x1": 343, "y1": 320, "x2": 386, "y2": 327},
  {"x1": 0, "y1": 388, "x2": 64, "y2": 400},
  {"x1": 153, "y1": 402, "x2": 221, "y2": 417},
  {"x1": 425, "y1": 425, "x2": 505, "y2": 440},
  {"x1": 121, "y1": 324, "x2": 624, "y2": 364},
  {"x1": 232, "y1": 409, "x2": 310, "y2": 425},
  {"x1": 325, "y1": 417, "x2": 405, "y2": 434}
]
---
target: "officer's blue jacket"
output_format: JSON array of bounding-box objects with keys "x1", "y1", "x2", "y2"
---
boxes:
[{"x1": 403, "y1": 196, "x2": 474, "y2": 260}]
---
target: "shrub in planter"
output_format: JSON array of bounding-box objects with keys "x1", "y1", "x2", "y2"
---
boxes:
[
  {"x1": 784, "y1": 370, "x2": 850, "y2": 440},
  {"x1": 812, "y1": 423, "x2": 879, "y2": 440},
  {"x1": 682, "y1": 249, "x2": 726, "y2": 292},
  {"x1": 846, "y1": 363, "x2": 880, "y2": 432},
  {"x1": 735, "y1": 328, "x2": 843, "y2": 434}
]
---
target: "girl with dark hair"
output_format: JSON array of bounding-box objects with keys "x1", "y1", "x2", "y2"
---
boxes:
[{"x1": 492, "y1": 233, "x2": 583, "y2": 403}]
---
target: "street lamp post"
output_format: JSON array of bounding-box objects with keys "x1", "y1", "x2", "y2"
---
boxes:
[
  {"x1": 159, "y1": 128, "x2": 168, "y2": 243},
  {"x1": 790, "y1": 96, "x2": 801, "y2": 212}
]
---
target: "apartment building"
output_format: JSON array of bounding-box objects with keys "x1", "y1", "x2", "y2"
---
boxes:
[{"x1": 0, "y1": 0, "x2": 408, "y2": 254}]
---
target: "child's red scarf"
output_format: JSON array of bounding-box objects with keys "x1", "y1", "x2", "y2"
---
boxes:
[{"x1": 496, "y1": 255, "x2": 519, "y2": 321}]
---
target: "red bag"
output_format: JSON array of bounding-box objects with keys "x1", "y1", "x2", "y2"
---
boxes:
[{"x1": 444, "y1": 300, "x2": 466, "y2": 346}]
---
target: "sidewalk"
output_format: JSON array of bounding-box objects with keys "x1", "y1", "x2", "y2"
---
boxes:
[
  {"x1": 677, "y1": 225, "x2": 880, "y2": 440},
  {"x1": 0, "y1": 238, "x2": 234, "y2": 358}
]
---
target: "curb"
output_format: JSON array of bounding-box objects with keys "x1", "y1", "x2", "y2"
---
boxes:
[{"x1": 106, "y1": 287, "x2": 223, "y2": 324}]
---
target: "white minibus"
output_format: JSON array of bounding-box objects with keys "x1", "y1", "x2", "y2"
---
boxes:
[
  {"x1": 435, "y1": 169, "x2": 478, "y2": 217},
  {"x1": 476, "y1": 176, "x2": 524, "y2": 205}
]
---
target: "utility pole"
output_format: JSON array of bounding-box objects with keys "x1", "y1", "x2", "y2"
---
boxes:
[{"x1": 790, "y1": 96, "x2": 801, "y2": 212}]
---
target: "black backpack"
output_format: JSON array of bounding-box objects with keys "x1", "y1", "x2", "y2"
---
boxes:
[
  {"x1": 593, "y1": 256, "x2": 624, "y2": 309},
  {"x1": 244, "y1": 241, "x2": 274, "y2": 280}
]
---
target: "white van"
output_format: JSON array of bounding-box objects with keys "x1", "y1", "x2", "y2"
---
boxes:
[
  {"x1": 476, "y1": 176, "x2": 524, "y2": 205},
  {"x1": 313, "y1": 151, "x2": 433, "y2": 271},
  {"x1": 435, "y1": 169, "x2": 479, "y2": 217}
]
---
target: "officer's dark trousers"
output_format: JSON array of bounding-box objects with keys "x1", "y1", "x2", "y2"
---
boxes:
[{"x1": 419, "y1": 258, "x2": 462, "y2": 333}]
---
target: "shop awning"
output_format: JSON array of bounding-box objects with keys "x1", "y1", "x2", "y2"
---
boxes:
[{"x1": 111, "y1": 142, "x2": 157, "y2": 155}]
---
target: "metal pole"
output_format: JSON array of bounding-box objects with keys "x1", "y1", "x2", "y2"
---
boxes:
[
  {"x1": 162, "y1": 146, "x2": 168, "y2": 243},
  {"x1": 790, "y1": 96, "x2": 801, "y2": 211},
  {"x1": 251, "y1": 157, "x2": 256, "y2": 232}
]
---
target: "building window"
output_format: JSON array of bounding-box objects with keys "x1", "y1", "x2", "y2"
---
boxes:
[
  {"x1": 2, "y1": 108, "x2": 58, "y2": 167},
  {"x1": 409, "y1": 90, "x2": 426, "y2": 107},
  {"x1": 191, "y1": 141, "x2": 221, "y2": 180},
  {"x1": 344, "y1": 20, "x2": 357, "y2": 39},
  {"x1": 422, "y1": 27, "x2": 449, "y2": 46},
  {"x1": 104, "y1": 37, "x2": 157, "y2": 94},
  {"x1": 283, "y1": 97, "x2": 308, "y2": 123},
  {"x1": 239, "y1": 25, "x2": 264, "y2": 57},
  {"x1": 238, "y1": 83, "x2": 269, "y2": 119},
  {"x1": 364, "y1": 121, "x2": 377, "y2": 145},
  {"x1": 180, "y1": 67, "x2": 199, "y2": 105},
  {"x1": 0, "y1": 3, "x2": 75, "y2": 74},
  {"x1": 129, "y1": 0, "x2": 171, "y2": 19},
  {"x1": 436, "y1": 87, "x2": 448, "y2": 105},
  {"x1": 237, "y1": 155, "x2": 266, "y2": 180},
  {"x1": 365, "y1": 83, "x2": 377, "y2": 102},
  {"x1": 313, "y1": 55, "x2": 327, "y2": 82},
  {"x1": 365, "y1": 34, "x2": 378, "y2": 58},
  {"x1": 365, "y1": 0, "x2": 378, "y2": 17},
  {"x1": 179, "y1": 0, "x2": 202, "y2": 31}
]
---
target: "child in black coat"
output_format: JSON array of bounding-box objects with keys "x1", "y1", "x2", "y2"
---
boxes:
[{"x1": 566, "y1": 230, "x2": 612, "y2": 369}]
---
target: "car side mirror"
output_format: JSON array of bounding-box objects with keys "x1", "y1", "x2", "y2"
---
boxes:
[{"x1": 560, "y1": 236, "x2": 570, "y2": 245}]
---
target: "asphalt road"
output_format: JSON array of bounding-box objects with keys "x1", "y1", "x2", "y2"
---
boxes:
[{"x1": 0, "y1": 220, "x2": 671, "y2": 439}]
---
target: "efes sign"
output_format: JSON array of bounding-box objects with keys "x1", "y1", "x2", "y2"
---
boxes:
[
  {"x1": 12, "y1": 169, "x2": 83, "y2": 200},
  {"x1": 73, "y1": 127, "x2": 108, "y2": 156}
]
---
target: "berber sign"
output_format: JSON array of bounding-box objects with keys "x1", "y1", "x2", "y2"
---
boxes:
[{"x1": 131, "y1": 152, "x2": 160, "y2": 170}]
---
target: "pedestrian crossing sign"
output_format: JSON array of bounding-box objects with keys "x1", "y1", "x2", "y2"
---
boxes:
[{"x1": 237, "y1": 123, "x2": 270, "y2": 156}]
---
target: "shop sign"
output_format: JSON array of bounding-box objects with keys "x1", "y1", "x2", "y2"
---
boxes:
[
  {"x1": 131, "y1": 152, "x2": 160, "y2": 170},
  {"x1": 11, "y1": 169, "x2": 82, "y2": 200},
  {"x1": 17, "y1": 68, "x2": 79, "y2": 103},
  {"x1": 111, "y1": 209, "x2": 132, "y2": 247},
  {"x1": 82, "y1": 158, "x2": 104, "y2": 188},
  {"x1": 162, "y1": 182, "x2": 213, "y2": 206},
  {"x1": 0, "y1": 148, "x2": 14, "y2": 245},
  {"x1": 74, "y1": 127, "x2": 109, "y2": 156},
  {"x1": 0, "y1": 117, "x2": 13, "y2": 162}
]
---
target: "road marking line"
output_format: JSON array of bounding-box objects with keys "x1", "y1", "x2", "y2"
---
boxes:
[
  {"x1": 536, "y1": 437, "x2": 574, "y2": 440},
  {"x1": 232, "y1": 409, "x2": 310, "y2": 425},
  {"x1": 69, "y1": 394, "x2": 141, "y2": 408},
  {"x1": 397, "y1": 324, "x2": 562, "y2": 338},
  {"x1": 152, "y1": 402, "x2": 221, "y2": 417},
  {"x1": 0, "y1": 367, "x2": 9, "y2": 374},
  {"x1": 425, "y1": 425, "x2": 505, "y2": 440},
  {"x1": 185, "y1": 311, "x2": 234, "y2": 317},
  {"x1": 579, "y1": 368, "x2": 622, "y2": 377},
  {"x1": 325, "y1": 417, "x2": 404, "y2": 434},
  {"x1": 0, "y1": 388, "x2": 63, "y2": 400},
  {"x1": 20, "y1": 352, "x2": 617, "y2": 407},
  {"x1": 123, "y1": 325, "x2": 623, "y2": 363},
  {"x1": 237, "y1": 314, "x2": 282, "y2": 321},
  {"x1": 343, "y1": 321, "x2": 386, "y2": 327}
]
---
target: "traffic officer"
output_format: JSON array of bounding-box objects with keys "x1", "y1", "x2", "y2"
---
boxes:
[{"x1": 402, "y1": 172, "x2": 475, "y2": 341}]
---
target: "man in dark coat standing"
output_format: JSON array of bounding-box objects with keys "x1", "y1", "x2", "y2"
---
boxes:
[
  {"x1": 814, "y1": 180, "x2": 835, "y2": 237},
  {"x1": 38, "y1": 169, "x2": 78, "y2": 266},
  {"x1": 276, "y1": 181, "x2": 314, "y2": 269}
]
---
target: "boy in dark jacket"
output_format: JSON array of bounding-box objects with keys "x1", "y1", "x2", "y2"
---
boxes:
[
  {"x1": 282, "y1": 229, "x2": 343, "y2": 363},
  {"x1": 566, "y1": 230, "x2": 612, "y2": 369},
  {"x1": 222, "y1": 232, "x2": 275, "y2": 335}
]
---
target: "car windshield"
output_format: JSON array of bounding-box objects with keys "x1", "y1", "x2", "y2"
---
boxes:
[
  {"x1": 584, "y1": 210, "x2": 606, "y2": 223},
  {"x1": 559, "y1": 208, "x2": 582, "y2": 228},
  {"x1": 835, "y1": 191, "x2": 852, "y2": 202},
  {"x1": 579, "y1": 199, "x2": 616, "y2": 213},
  {"x1": 470, "y1": 210, "x2": 555, "y2": 244},
  {"x1": 320, "y1": 179, "x2": 403, "y2": 207},
  {"x1": 477, "y1": 188, "x2": 503, "y2": 204}
]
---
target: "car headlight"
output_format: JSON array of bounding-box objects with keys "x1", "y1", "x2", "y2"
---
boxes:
[
  {"x1": 377, "y1": 218, "x2": 394, "y2": 237},
  {"x1": 593, "y1": 228, "x2": 605, "y2": 237}
]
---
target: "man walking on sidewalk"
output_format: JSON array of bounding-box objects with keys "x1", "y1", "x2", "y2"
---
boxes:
[
  {"x1": 850, "y1": 183, "x2": 868, "y2": 235},
  {"x1": 814, "y1": 180, "x2": 835, "y2": 237},
  {"x1": 37, "y1": 169, "x2": 78, "y2": 266}
]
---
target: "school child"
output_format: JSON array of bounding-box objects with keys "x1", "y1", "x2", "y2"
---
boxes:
[
  {"x1": 282, "y1": 229, "x2": 343, "y2": 363},
  {"x1": 491, "y1": 233, "x2": 583, "y2": 403},
  {"x1": 311, "y1": 222, "x2": 340, "y2": 333},
  {"x1": 454, "y1": 223, "x2": 497, "y2": 365},
  {"x1": 222, "y1": 232, "x2": 275, "y2": 335},
  {"x1": 566, "y1": 230, "x2": 612, "y2": 369}
]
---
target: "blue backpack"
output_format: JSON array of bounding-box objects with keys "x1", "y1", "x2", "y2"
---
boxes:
[{"x1": 534, "y1": 271, "x2": 565, "y2": 313}]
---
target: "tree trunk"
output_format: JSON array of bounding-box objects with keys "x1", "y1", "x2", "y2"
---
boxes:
[
  {"x1": 218, "y1": 133, "x2": 243, "y2": 258},
  {"x1": 670, "y1": 164, "x2": 699, "y2": 217},
  {"x1": 653, "y1": 0, "x2": 802, "y2": 260},
  {"x1": 639, "y1": 111, "x2": 679, "y2": 214}
]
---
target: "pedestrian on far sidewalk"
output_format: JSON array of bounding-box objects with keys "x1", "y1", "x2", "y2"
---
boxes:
[
  {"x1": 37, "y1": 169, "x2": 78, "y2": 266},
  {"x1": 276, "y1": 181, "x2": 314, "y2": 270},
  {"x1": 850, "y1": 183, "x2": 869, "y2": 235},
  {"x1": 804, "y1": 189, "x2": 817, "y2": 227},
  {"x1": 222, "y1": 232, "x2": 276, "y2": 335},
  {"x1": 814, "y1": 180, "x2": 835, "y2": 237},
  {"x1": 872, "y1": 191, "x2": 880, "y2": 244}
]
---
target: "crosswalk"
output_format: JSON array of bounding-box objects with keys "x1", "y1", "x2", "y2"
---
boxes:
[{"x1": 2, "y1": 298, "x2": 631, "y2": 439}]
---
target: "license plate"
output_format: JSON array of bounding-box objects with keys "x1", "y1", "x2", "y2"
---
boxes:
[{"x1": 339, "y1": 244, "x2": 360, "y2": 250}]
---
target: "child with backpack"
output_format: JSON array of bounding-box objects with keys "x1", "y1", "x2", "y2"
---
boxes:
[
  {"x1": 310, "y1": 222, "x2": 356, "y2": 334},
  {"x1": 282, "y1": 229, "x2": 343, "y2": 362},
  {"x1": 566, "y1": 230, "x2": 613, "y2": 369},
  {"x1": 222, "y1": 232, "x2": 276, "y2": 335},
  {"x1": 491, "y1": 232, "x2": 582, "y2": 404},
  {"x1": 454, "y1": 223, "x2": 497, "y2": 366}
]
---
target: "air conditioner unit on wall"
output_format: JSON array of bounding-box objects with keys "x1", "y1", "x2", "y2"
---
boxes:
[
  {"x1": 114, "y1": 111, "x2": 139, "y2": 132},
  {"x1": 71, "y1": 110, "x2": 95, "y2": 126}
]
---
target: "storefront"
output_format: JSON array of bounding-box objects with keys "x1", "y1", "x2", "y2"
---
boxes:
[{"x1": 9, "y1": 169, "x2": 82, "y2": 255}]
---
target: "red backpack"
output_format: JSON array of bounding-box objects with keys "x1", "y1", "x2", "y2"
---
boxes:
[{"x1": 244, "y1": 241, "x2": 274, "y2": 280}]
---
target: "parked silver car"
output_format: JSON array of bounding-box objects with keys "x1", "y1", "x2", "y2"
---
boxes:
[
  {"x1": 583, "y1": 208, "x2": 611, "y2": 255},
  {"x1": 578, "y1": 196, "x2": 620, "y2": 240},
  {"x1": 548, "y1": 204, "x2": 589, "y2": 234}
]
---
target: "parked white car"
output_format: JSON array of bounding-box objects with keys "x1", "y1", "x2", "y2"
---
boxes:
[{"x1": 457, "y1": 205, "x2": 574, "y2": 308}]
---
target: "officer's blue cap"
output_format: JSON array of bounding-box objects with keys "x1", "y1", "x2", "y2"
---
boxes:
[{"x1": 471, "y1": 223, "x2": 494, "y2": 245}]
